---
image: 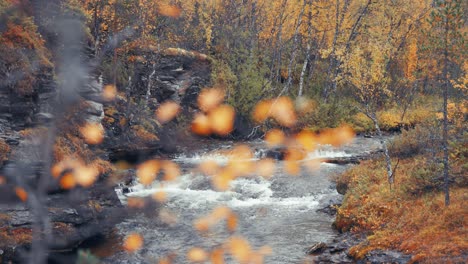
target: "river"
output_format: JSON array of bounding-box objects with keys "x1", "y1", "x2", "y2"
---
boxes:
[{"x1": 107, "y1": 136, "x2": 383, "y2": 263}]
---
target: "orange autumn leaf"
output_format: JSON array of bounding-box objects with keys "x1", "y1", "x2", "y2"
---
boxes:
[
  {"x1": 226, "y1": 213, "x2": 238, "y2": 232},
  {"x1": 80, "y1": 122, "x2": 104, "y2": 145},
  {"x1": 256, "y1": 158, "x2": 276, "y2": 178},
  {"x1": 319, "y1": 125, "x2": 355, "y2": 146},
  {"x1": 137, "y1": 160, "x2": 160, "y2": 185},
  {"x1": 227, "y1": 236, "x2": 252, "y2": 263},
  {"x1": 15, "y1": 187, "x2": 28, "y2": 202},
  {"x1": 127, "y1": 197, "x2": 146, "y2": 208},
  {"x1": 271, "y1": 96, "x2": 297, "y2": 127},
  {"x1": 284, "y1": 160, "x2": 301, "y2": 176},
  {"x1": 51, "y1": 163, "x2": 64, "y2": 178},
  {"x1": 193, "y1": 217, "x2": 211, "y2": 232},
  {"x1": 152, "y1": 190, "x2": 167, "y2": 202},
  {"x1": 187, "y1": 247, "x2": 208, "y2": 262},
  {"x1": 210, "y1": 248, "x2": 225, "y2": 264},
  {"x1": 0, "y1": 176, "x2": 5, "y2": 185},
  {"x1": 212, "y1": 206, "x2": 231, "y2": 220},
  {"x1": 198, "y1": 160, "x2": 220, "y2": 175},
  {"x1": 156, "y1": 101, "x2": 180, "y2": 124},
  {"x1": 198, "y1": 88, "x2": 225, "y2": 112},
  {"x1": 60, "y1": 172, "x2": 76, "y2": 189},
  {"x1": 295, "y1": 130, "x2": 317, "y2": 151},
  {"x1": 123, "y1": 233, "x2": 144, "y2": 252},
  {"x1": 191, "y1": 113, "x2": 211, "y2": 136},
  {"x1": 265, "y1": 129, "x2": 285, "y2": 148},
  {"x1": 74, "y1": 165, "x2": 99, "y2": 187},
  {"x1": 208, "y1": 104, "x2": 235, "y2": 136},
  {"x1": 158, "y1": 4, "x2": 182, "y2": 18},
  {"x1": 102, "y1": 84, "x2": 117, "y2": 101},
  {"x1": 161, "y1": 160, "x2": 180, "y2": 181},
  {"x1": 252, "y1": 100, "x2": 272, "y2": 123}
]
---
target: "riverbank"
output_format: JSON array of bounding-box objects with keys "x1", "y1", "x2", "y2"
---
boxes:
[{"x1": 315, "y1": 127, "x2": 468, "y2": 263}]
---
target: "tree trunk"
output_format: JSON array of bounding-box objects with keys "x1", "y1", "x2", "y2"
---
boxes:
[
  {"x1": 368, "y1": 111, "x2": 394, "y2": 187},
  {"x1": 442, "y1": 14, "x2": 450, "y2": 206}
]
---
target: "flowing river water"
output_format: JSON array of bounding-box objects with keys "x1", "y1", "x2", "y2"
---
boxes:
[{"x1": 107, "y1": 137, "x2": 383, "y2": 263}]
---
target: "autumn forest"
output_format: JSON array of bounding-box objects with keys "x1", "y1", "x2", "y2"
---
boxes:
[{"x1": 0, "y1": 0, "x2": 466, "y2": 263}]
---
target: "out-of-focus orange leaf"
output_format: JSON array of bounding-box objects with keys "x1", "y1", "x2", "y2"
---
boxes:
[
  {"x1": 252, "y1": 100, "x2": 272, "y2": 123},
  {"x1": 258, "y1": 246, "x2": 273, "y2": 255},
  {"x1": 158, "y1": 4, "x2": 182, "y2": 18},
  {"x1": 226, "y1": 213, "x2": 238, "y2": 232},
  {"x1": 304, "y1": 159, "x2": 321, "y2": 172},
  {"x1": 198, "y1": 88, "x2": 225, "y2": 112},
  {"x1": 123, "y1": 233, "x2": 143, "y2": 252},
  {"x1": 127, "y1": 197, "x2": 146, "y2": 208},
  {"x1": 80, "y1": 122, "x2": 104, "y2": 145},
  {"x1": 319, "y1": 125, "x2": 355, "y2": 146},
  {"x1": 227, "y1": 236, "x2": 252, "y2": 264},
  {"x1": 271, "y1": 97, "x2": 297, "y2": 127},
  {"x1": 210, "y1": 248, "x2": 224, "y2": 264},
  {"x1": 198, "y1": 160, "x2": 219, "y2": 175},
  {"x1": 15, "y1": 187, "x2": 28, "y2": 202},
  {"x1": 161, "y1": 160, "x2": 180, "y2": 181},
  {"x1": 152, "y1": 190, "x2": 167, "y2": 202},
  {"x1": 212, "y1": 169, "x2": 235, "y2": 191},
  {"x1": 191, "y1": 113, "x2": 211, "y2": 136},
  {"x1": 284, "y1": 160, "x2": 301, "y2": 176},
  {"x1": 265, "y1": 129, "x2": 285, "y2": 148},
  {"x1": 60, "y1": 172, "x2": 76, "y2": 189},
  {"x1": 295, "y1": 96, "x2": 316, "y2": 114},
  {"x1": 256, "y1": 158, "x2": 276, "y2": 178},
  {"x1": 295, "y1": 130, "x2": 317, "y2": 151},
  {"x1": 74, "y1": 165, "x2": 99, "y2": 187},
  {"x1": 187, "y1": 247, "x2": 208, "y2": 262},
  {"x1": 193, "y1": 217, "x2": 211, "y2": 232},
  {"x1": 0, "y1": 176, "x2": 5, "y2": 185},
  {"x1": 51, "y1": 163, "x2": 64, "y2": 178},
  {"x1": 102, "y1": 84, "x2": 117, "y2": 101},
  {"x1": 208, "y1": 105, "x2": 235, "y2": 136},
  {"x1": 158, "y1": 257, "x2": 171, "y2": 264},
  {"x1": 115, "y1": 161, "x2": 132, "y2": 170},
  {"x1": 137, "y1": 160, "x2": 160, "y2": 185},
  {"x1": 212, "y1": 206, "x2": 231, "y2": 220},
  {"x1": 156, "y1": 101, "x2": 180, "y2": 124}
]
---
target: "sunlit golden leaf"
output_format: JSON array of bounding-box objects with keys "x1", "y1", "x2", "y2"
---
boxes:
[
  {"x1": 152, "y1": 190, "x2": 167, "y2": 202},
  {"x1": 80, "y1": 122, "x2": 104, "y2": 145},
  {"x1": 198, "y1": 88, "x2": 225, "y2": 112},
  {"x1": 198, "y1": 160, "x2": 220, "y2": 175},
  {"x1": 136, "y1": 160, "x2": 160, "y2": 185},
  {"x1": 158, "y1": 4, "x2": 182, "y2": 18},
  {"x1": 210, "y1": 248, "x2": 224, "y2": 264},
  {"x1": 193, "y1": 217, "x2": 211, "y2": 232},
  {"x1": 265, "y1": 129, "x2": 285, "y2": 148},
  {"x1": 212, "y1": 170, "x2": 235, "y2": 191},
  {"x1": 295, "y1": 130, "x2": 317, "y2": 151},
  {"x1": 102, "y1": 84, "x2": 117, "y2": 101},
  {"x1": 191, "y1": 113, "x2": 211, "y2": 136},
  {"x1": 187, "y1": 247, "x2": 208, "y2": 262},
  {"x1": 227, "y1": 236, "x2": 252, "y2": 264},
  {"x1": 161, "y1": 160, "x2": 180, "y2": 181},
  {"x1": 284, "y1": 160, "x2": 301, "y2": 176},
  {"x1": 123, "y1": 233, "x2": 143, "y2": 252},
  {"x1": 229, "y1": 145, "x2": 253, "y2": 160},
  {"x1": 74, "y1": 165, "x2": 99, "y2": 187},
  {"x1": 60, "y1": 172, "x2": 76, "y2": 189},
  {"x1": 208, "y1": 105, "x2": 235, "y2": 136},
  {"x1": 127, "y1": 197, "x2": 146, "y2": 208},
  {"x1": 156, "y1": 101, "x2": 181, "y2": 124},
  {"x1": 252, "y1": 100, "x2": 272, "y2": 123},
  {"x1": 271, "y1": 97, "x2": 297, "y2": 127},
  {"x1": 256, "y1": 158, "x2": 276, "y2": 178},
  {"x1": 226, "y1": 213, "x2": 238, "y2": 232},
  {"x1": 212, "y1": 206, "x2": 231, "y2": 220},
  {"x1": 15, "y1": 187, "x2": 28, "y2": 202}
]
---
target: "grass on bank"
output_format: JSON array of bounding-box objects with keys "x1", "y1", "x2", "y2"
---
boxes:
[{"x1": 334, "y1": 125, "x2": 467, "y2": 263}]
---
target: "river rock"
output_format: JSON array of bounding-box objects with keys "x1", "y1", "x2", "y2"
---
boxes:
[{"x1": 307, "y1": 242, "x2": 328, "y2": 255}]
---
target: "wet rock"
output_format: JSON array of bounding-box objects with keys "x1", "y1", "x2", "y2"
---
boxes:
[
  {"x1": 307, "y1": 242, "x2": 327, "y2": 255},
  {"x1": 357, "y1": 250, "x2": 412, "y2": 264}
]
